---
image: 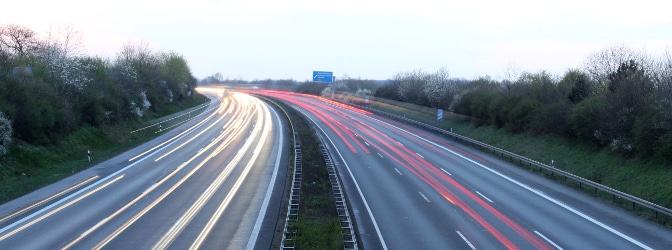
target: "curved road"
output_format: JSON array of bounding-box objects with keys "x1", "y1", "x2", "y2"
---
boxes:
[
  {"x1": 0, "y1": 88, "x2": 288, "y2": 249},
  {"x1": 258, "y1": 90, "x2": 672, "y2": 250}
]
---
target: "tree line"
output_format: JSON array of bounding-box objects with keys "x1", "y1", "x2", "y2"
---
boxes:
[
  {"x1": 374, "y1": 45, "x2": 672, "y2": 161},
  {"x1": 0, "y1": 24, "x2": 198, "y2": 154}
]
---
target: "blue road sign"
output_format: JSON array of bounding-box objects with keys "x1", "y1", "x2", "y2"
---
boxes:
[
  {"x1": 313, "y1": 71, "x2": 333, "y2": 83},
  {"x1": 438, "y1": 109, "x2": 443, "y2": 121}
]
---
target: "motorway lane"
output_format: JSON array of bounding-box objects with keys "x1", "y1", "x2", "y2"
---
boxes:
[
  {"x1": 257, "y1": 90, "x2": 672, "y2": 250},
  {"x1": 0, "y1": 89, "x2": 288, "y2": 249}
]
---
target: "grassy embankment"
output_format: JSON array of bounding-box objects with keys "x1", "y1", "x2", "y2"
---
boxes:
[
  {"x1": 268, "y1": 98, "x2": 343, "y2": 249},
  {"x1": 340, "y1": 94, "x2": 672, "y2": 226},
  {"x1": 0, "y1": 94, "x2": 210, "y2": 204}
]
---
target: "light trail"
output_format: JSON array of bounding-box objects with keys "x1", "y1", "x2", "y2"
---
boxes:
[
  {"x1": 0, "y1": 175, "x2": 99, "y2": 224},
  {"x1": 189, "y1": 98, "x2": 272, "y2": 249},
  {"x1": 262, "y1": 91, "x2": 553, "y2": 249},
  {"x1": 92, "y1": 94, "x2": 254, "y2": 249},
  {"x1": 0, "y1": 175, "x2": 124, "y2": 241},
  {"x1": 154, "y1": 96, "x2": 268, "y2": 249},
  {"x1": 128, "y1": 94, "x2": 227, "y2": 162}
]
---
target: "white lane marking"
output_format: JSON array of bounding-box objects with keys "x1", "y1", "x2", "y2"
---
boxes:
[
  {"x1": 398, "y1": 142, "x2": 404, "y2": 147},
  {"x1": 456, "y1": 231, "x2": 476, "y2": 250},
  {"x1": 377, "y1": 153, "x2": 384, "y2": 158},
  {"x1": 210, "y1": 137, "x2": 215, "y2": 142},
  {"x1": 415, "y1": 152, "x2": 424, "y2": 159},
  {"x1": 475, "y1": 191, "x2": 494, "y2": 203},
  {"x1": 394, "y1": 168, "x2": 403, "y2": 176},
  {"x1": 370, "y1": 117, "x2": 654, "y2": 250},
  {"x1": 0, "y1": 175, "x2": 124, "y2": 241},
  {"x1": 534, "y1": 231, "x2": 564, "y2": 250},
  {"x1": 0, "y1": 113, "x2": 208, "y2": 236},
  {"x1": 197, "y1": 147, "x2": 204, "y2": 153},
  {"x1": 247, "y1": 103, "x2": 284, "y2": 250},
  {"x1": 299, "y1": 111, "x2": 388, "y2": 250},
  {"x1": 418, "y1": 192, "x2": 430, "y2": 203},
  {"x1": 364, "y1": 142, "x2": 370, "y2": 146},
  {"x1": 440, "y1": 168, "x2": 452, "y2": 175}
]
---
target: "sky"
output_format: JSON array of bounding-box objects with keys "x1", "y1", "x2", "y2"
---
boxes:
[{"x1": 3, "y1": 0, "x2": 671, "y2": 81}]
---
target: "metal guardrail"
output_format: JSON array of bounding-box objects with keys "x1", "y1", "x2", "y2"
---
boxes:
[
  {"x1": 254, "y1": 96, "x2": 300, "y2": 249},
  {"x1": 340, "y1": 100, "x2": 672, "y2": 219},
  {"x1": 257, "y1": 94, "x2": 358, "y2": 249},
  {"x1": 316, "y1": 134, "x2": 358, "y2": 250}
]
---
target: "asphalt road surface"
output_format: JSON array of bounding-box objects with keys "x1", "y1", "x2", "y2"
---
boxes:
[
  {"x1": 0, "y1": 88, "x2": 288, "y2": 249},
  {"x1": 258, "y1": 90, "x2": 672, "y2": 250}
]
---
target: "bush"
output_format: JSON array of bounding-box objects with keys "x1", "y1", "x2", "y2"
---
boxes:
[
  {"x1": 529, "y1": 100, "x2": 572, "y2": 136},
  {"x1": 505, "y1": 96, "x2": 539, "y2": 133},
  {"x1": 0, "y1": 111, "x2": 12, "y2": 157},
  {"x1": 568, "y1": 96, "x2": 606, "y2": 141}
]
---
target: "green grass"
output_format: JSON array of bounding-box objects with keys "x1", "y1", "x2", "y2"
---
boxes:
[
  {"x1": 269, "y1": 98, "x2": 344, "y2": 250},
  {"x1": 337, "y1": 94, "x2": 672, "y2": 225},
  {"x1": 0, "y1": 94, "x2": 210, "y2": 204}
]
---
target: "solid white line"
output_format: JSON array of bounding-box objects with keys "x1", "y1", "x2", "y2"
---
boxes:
[
  {"x1": 394, "y1": 168, "x2": 403, "y2": 176},
  {"x1": 299, "y1": 111, "x2": 388, "y2": 250},
  {"x1": 475, "y1": 191, "x2": 494, "y2": 203},
  {"x1": 415, "y1": 152, "x2": 424, "y2": 158},
  {"x1": 440, "y1": 168, "x2": 452, "y2": 175},
  {"x1": 456, "y1": 231, "x2": 476, "y2": 250},
  {"x1": 370, "y1": 117, "x2": 654, "y2": 250},
  {"x1": 0, "y1": 118, "x2": 201, "y2": 236},
  {"x1": 535, "y1": 231, "x2": 564, "y2": 250},
  {"x1": 246, "y1": 104, "x2": 283, "y2": 250}
]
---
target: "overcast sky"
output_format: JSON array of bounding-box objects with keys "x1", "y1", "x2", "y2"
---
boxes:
[{"x1": 3, "y1": 0, "x2": 671, "y2": 81}]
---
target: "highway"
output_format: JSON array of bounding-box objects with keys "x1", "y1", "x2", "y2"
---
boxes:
[
  {"x1": 0, "y1": 88, "x2": 288, "y2": 249},
  {"x1": 257, "y1": 90, "x2": 672, "y2": 250}
]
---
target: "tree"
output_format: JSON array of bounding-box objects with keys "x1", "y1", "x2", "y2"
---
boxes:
[
  {"x1": 0, "y1": 111, "x2": 12, "y2": 157},
  {"x1": 35, "y1": 24, "x2": 90, "y2": 94},
  {"x1": 583, "y1": 45, "x2": 654, "y2": 90},
  {"x1": 599, "y1": 60, "x2": 654, "y2": 154},
  {"x1": 394, "y1": 69, "x2": 429, "y2": 106},
  {"x1": 373, "y1": 81, "x2": 401, "y2": 101},
  {"x1": 0, "y1": 24, "x2": 38, "y2": 57},
  {"x1": 562, "y1": 70, "x2": 593, "y2": 104},
  {"x1": 569, "y1": 96, "x2": 607, "y2": 141},
  {"x1": 423, "y1": 67, "x2": 450, "y2": 109}
]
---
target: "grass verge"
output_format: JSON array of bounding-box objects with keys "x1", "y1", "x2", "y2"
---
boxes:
[
  {"x1": 0, "y1": 94, "x2": 210, "y2": 204},
  {"x1": 270, "y1": 98, "x2": 343, "y2": 250}
]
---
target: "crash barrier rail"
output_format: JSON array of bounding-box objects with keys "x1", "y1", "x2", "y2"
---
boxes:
[
  {"x1": 259, "y1": 94, "x2": 357, "y2": 249},
  {"x1": 254, "y1": 96, "x2": 300, "y2": 249},
  {"x1": 316, "y1": 133, "x2": 358, "y2": 250},
  {"x1": 336, "y1": 99, "x2": 672, "y2": 220}
]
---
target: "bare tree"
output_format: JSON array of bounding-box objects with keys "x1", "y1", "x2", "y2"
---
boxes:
[
  {"x1": 0, "y1": 24, "x2": 38, "y2": 57},
  {"x1": 583, "y1": 44, "x2": 655, "y2": 90}
]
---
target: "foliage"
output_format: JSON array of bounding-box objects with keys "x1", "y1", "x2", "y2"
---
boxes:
[
  {"x1": 373, "y1": 45, "x2": 672, "y2": 161},
  {"x1": 295, "y1": 81, "x2": 328, "y2": 95},
  {"x1": 0, "y1": 24, "x2": 199, "y2": 160},
  {"x1": 0, "y1": 111, "x2": 11, "y2": 157}
]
